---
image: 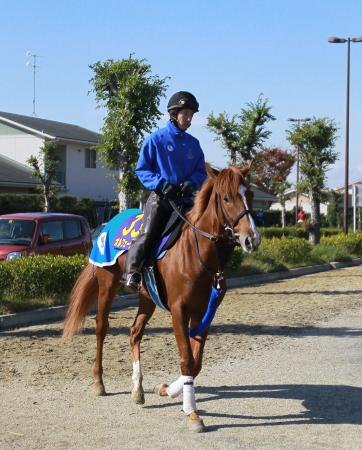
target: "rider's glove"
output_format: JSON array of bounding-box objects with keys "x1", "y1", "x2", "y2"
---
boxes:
[
  {"x1": 161, "y1": 182, "x2": 180, "y2": 200},
  {"x1": 179, "y1": 180, "x2": 195, "y2": 198}
]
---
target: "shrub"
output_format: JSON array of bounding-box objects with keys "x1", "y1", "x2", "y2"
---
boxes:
[
  {"x1": 0, "y1": 255, "x2": 87, "y2": 301},
  {"x1": 320, "y1": 232, "x2": 362, "y2": 257},
  {"x1": 258, "y1": 237, "x2": 313, "y2": 266}
]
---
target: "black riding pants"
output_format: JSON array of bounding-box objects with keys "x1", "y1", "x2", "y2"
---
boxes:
[{"x1": 125, "y1": 192, "x2": 174, "y2": 275}]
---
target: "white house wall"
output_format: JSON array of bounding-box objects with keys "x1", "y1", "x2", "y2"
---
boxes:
[
  {"x1": 0, "y1": 133, "x2": 44, "y2": 165},
  {"x1": 65, "y1": 143, "x2": 117, "y2": 201}
]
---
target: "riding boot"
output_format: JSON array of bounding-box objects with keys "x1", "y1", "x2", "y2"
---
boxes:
[{"x1": 124, "y1": 192, "x2": 172, "y2": 290}]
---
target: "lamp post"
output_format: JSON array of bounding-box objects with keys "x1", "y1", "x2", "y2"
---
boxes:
[
  {"x1": 288, "y1": 117, "x2": 311, "y2": 224},
  {"x1": 328, "y1": 36, "x2": 362, "y2": 234}
]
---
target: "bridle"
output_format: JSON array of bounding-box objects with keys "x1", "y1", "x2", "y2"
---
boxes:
[
  {"x1": 168, "y1": 186, "x2": 254, "y2": 286},
  {"x1": 169, "y1": 188, "x2": 252, "y2": 245}
]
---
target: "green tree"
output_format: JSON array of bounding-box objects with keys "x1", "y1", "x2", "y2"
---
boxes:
[
  {"x1": 89, "y1": 55, "x2": 168, "y2": 210},
  {"x1": 326, "y1": 189, "x2": 343, "y2": 228},
  {"x1": 27, "y1": 141, "x2": 60, "y2": 212},
  {"x1": 207, "y1": 95, "x2": 275, "y2": 165},
  {"x1": 287, "y1": 118, "x2": 338, "y2": 244}
]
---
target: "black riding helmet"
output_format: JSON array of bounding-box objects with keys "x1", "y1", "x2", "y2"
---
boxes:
[{"x1": 167, "y1": 91, "x2": 199, "y2": 113}]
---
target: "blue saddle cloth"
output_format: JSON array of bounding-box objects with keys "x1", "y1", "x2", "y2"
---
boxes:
[{"x1": 89, "y1": 209, "x2": 169, "y2": 267}]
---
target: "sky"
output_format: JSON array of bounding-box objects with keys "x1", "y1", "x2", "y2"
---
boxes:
[{"x1": 1, "y1": 0, "x2": 362, "y2": 188}]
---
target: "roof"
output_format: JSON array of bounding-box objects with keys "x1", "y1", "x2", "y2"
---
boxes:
[
  {"x1": 0, "y1": 111, "x2": 101, "y2": 144},
  {"x1": 250, "y1": 184, "x2": 277, "y2": 202},
  {"x1": 0, "y1": 212, "x2": 85, "y2": 220},
  {"x1": 0, "y1": 154, "x2": 41, "y2": 188}
]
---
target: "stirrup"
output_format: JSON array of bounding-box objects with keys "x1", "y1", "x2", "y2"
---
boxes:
[{"x1": 125, "y1": 272, "x2": 142, "y2": 291}]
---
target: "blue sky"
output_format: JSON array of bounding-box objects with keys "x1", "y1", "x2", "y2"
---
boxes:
[{"x1": 1, "y1": 0, "x2": 362, "y2": 188}]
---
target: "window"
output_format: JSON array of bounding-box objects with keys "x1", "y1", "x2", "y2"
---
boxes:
[
  {"x1": 85, "y1": 148, "x2": 97, "y2": 168},
  {"x1": 63, "y1": 220, "x2": 82, "y2": 239},
  {"x1": 41, "y1": 221, "x2": 63, "y2": 242}
]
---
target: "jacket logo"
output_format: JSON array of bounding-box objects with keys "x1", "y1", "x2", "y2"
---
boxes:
[{"x1": 167, "y1": 145, "x2": 174, "y2": 152}]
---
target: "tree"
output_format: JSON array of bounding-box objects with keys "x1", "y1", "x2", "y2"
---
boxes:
[
  {"x1": 326, "y1": 189, "x2": 343, "y2": 228},
  {"x1": 27, "y1": 141, "x2": 60, "y2": 212},
  {"x1": 253, "y1": 147, "x2": 295, "y2": 194},
  {"x1": 287, "y1": 118, "x2": 338, "y2": 244},
  {"x1": 89, "y1": 55, "x2": 168, "y2": 210},
  {"x1": 206, "y1": 95, "x2": 275, "y2": 165}
]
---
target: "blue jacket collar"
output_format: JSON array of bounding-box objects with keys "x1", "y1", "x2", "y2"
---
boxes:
[{"x1": 167, "y1": 120, "x2": 185, "y2": 137}]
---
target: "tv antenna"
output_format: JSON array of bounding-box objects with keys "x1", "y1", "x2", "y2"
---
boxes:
[{"x1": 26, "y1": 51, "x2": 42, "y2": 116}]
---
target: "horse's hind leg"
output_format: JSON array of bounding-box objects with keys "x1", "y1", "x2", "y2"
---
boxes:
[
  {"x1": 92, "y1": 266, "x2": 120, "y2": 396},
  {"x1": 130, "y1": 290, "x2": 156, "y2": 404}
]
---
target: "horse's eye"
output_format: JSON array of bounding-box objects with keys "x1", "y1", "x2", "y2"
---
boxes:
[{"x1": 224, "y1": 196, "x2": 229, "y2": 203}]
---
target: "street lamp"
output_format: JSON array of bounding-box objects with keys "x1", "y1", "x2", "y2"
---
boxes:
[
  {"x1": 288, "y1": 117, "x2": 311, "y2": 224},
  {"x1": 328, "y1": 36, "x2": 362, "y2": 234}
]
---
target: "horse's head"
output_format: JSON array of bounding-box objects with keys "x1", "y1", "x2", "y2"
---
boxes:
[{"x1": 210, "y1": 164, "x2": 261, "y2": 252}]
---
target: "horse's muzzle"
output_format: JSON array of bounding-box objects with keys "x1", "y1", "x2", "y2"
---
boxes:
[{"x1": 239, "y1": 232, "x2": 261, "y2": 253}]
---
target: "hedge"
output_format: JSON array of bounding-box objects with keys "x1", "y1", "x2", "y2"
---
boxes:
[
  {"x1": 1, "y1": 231, "x2": 362, "y2": 314},
  {"x1": 0, "y1": 255, "x2": 87, "y2": 301}
]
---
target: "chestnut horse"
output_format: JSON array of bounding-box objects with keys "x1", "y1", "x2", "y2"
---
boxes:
[{"x1": 63, "y1": 165, "x2": 260, "y2": 432}]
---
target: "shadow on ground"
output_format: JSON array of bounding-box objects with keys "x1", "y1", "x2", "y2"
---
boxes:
[{"x1": 146, "y1": 384, "x2": 362, "y2": 430}]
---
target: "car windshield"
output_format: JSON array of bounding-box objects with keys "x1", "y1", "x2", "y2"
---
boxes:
[{"x1": 0, "y1": 219, "x2": 36, "y2": 246}]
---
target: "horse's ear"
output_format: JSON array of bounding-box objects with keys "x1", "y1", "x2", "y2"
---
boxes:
[
  {"x1": 241, "y1": 158, "x2": 255, "y2": 176},
  {"x1": 206, "y1": 163, "x2": 219, "y2": 178}
]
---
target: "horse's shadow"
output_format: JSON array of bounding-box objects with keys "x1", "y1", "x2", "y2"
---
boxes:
[{"x1": 145, "y1": 384, "x2": 362, "y2": 430}]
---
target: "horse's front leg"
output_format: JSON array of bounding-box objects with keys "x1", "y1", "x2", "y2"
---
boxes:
[
  {"x1": 168, "y1": 305, "x2": 206, "y2": 433},
  {"x1": 130, "y1": 290, "x2": 156, "y2": 404}
]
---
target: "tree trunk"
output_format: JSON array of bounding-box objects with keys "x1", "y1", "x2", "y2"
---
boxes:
[
  {"x1": 309, "y1": 191, "x2": 321, "y2": 245},
  {"x1": 43, "y1": 185, "x2": 50, "y2": 212},
  {"x1": 281, "y1": 206, "x2": 286, "y2": 228},
  {"x1": 118, "y1": 171, "x2": 130, "y2": 212}
]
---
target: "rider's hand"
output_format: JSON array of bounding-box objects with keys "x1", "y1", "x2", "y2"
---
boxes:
[
  {"x1": 161, "y1": 182, "x2": 180, "y2": 200},
  {"x1": 179, "y1": 180, "x2": 195, "y2": 197}
]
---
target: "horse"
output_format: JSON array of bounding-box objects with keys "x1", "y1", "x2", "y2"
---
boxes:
[{"x1": 62, "y1": 164, "x2": 261, "y2": 433}]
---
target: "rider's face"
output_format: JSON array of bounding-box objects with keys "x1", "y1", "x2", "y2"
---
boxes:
[{"x1": 176, "y1": 108, "x2": 194, "y2": 131}]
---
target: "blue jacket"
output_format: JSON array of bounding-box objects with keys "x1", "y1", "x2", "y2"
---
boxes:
[{"x1": 135, "y1": 121, "x2": 207, "y2": 192}]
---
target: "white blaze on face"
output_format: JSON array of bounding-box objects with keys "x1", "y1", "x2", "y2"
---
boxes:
[{"x1": 238, "y1": 185, "x2": 261, "y2": 247}]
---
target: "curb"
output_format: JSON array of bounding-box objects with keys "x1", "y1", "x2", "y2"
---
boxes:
[{"x1": 1, "y1": 258, "x2": 362, "y2": 331}]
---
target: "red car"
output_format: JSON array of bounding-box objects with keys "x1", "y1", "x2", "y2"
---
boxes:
[{"x1": 0, "y1": 213, "x2": 92, "y2": 260}]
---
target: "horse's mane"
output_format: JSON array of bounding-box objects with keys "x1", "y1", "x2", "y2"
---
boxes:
[{"x1": 187, "y1": 165, "x2": 246, "y2": 224}]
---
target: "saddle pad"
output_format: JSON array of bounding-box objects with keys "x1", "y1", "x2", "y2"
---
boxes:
[{"x1": 89, "y1": 208, "x2": 142, "y2": 267}]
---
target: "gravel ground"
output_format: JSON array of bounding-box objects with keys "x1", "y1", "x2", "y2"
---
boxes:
[{"x1": 1, "y1": 266, "x2": 361, "y2": 449}]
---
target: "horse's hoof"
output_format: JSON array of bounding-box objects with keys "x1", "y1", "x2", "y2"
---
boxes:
[
  {"x1": 131, "y1": 388, "x2": 145, "y2": 405},
  {"x1": 187, "y1": 412, "x2": 206, "y2": 433},
  {"x1": 92, "y1": 382, "x2": 106, "y2": 396},
  {"x1": 154, "y1": 383, "x2": 168, "y2": 397}
]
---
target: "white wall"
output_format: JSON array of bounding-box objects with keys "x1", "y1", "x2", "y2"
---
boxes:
[
  {"x1": 0, "y1": 133, "x2": 44, "y2": 164},
  {"x1": 270, "y1": 194, "x2": 328, "y2": 215},
  {"x1": 65, "y1": 143, "x2": 118, "y2": 201}
]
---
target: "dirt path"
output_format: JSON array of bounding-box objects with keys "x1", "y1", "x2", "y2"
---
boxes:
[{"x1": 1, "y1": 266, "x2": 362, "y2": 449}]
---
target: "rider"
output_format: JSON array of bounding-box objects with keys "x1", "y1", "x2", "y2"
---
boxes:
[{"x1": 124, "y1": 91, "x2": 208, "y2": 290}]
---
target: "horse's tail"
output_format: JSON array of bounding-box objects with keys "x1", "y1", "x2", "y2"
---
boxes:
[{"x1": 63, "y1": 263, "x2": 99, "y2": 340}]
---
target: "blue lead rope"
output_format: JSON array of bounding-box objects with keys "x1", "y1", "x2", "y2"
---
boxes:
[{"x1": 189, "y1": 286, "x2": 222, "y2": 337}]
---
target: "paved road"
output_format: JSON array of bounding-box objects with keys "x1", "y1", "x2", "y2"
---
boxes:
[{"x1": 1, "y1": 267, "x2": 362, "y2": 449}]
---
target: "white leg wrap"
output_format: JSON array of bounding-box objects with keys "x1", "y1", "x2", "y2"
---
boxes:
[
  {"x1": 167, "y1": 375, "x2": 184, "y2": 398},
  {"x1": 132, "y1": 360, "x2": 142, "y2": 383},
  {"x1": 182, "y1": 376, "x2": 197, "y2": 415}
]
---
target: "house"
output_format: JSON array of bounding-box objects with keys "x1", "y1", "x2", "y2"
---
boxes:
[
  {"x1": 0, "y1": 112, "x2": 118, "y2": 203},
  {"x1": 270, "y1": 188, "x2": 328, "y2": 215}
]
